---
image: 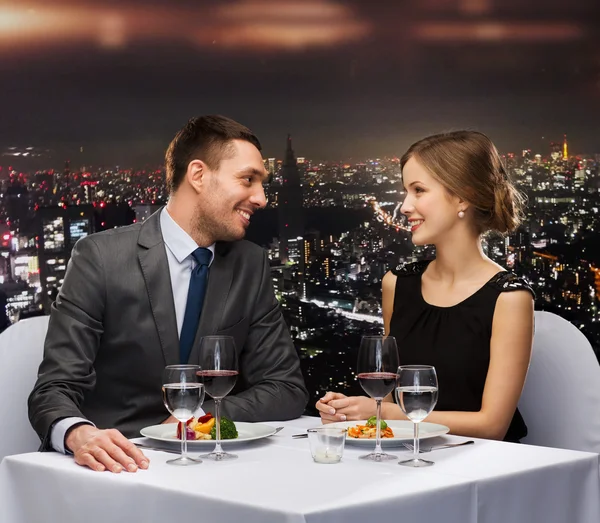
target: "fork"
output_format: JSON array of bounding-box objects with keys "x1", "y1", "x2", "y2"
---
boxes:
[
  {"x1": 134, "y1": 443, "x2": 180, "y2": 454},
  {"x1": 402, "y1": 440, "x2": 474, "y2": 453}
]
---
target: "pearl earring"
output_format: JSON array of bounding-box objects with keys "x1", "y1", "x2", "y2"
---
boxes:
[{"x1": 458, "y1": 210, "x2": 465, "y2": 219}]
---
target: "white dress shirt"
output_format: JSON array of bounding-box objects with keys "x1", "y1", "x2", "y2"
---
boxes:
[
  {"x1": 160, "y1": 207, "x2": 215, "y2": 335},
  {"x1": 50, "y1": 208, "x2": 214, "y2": 453}
]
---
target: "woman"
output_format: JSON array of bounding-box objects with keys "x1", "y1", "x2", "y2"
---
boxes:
[{"x1": 317, "y1": 130, "x2": 535, "y2": 442}]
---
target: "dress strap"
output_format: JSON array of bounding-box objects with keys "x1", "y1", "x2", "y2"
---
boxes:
[
  {"x1": 391, "y1": 260, "x2": 432, "y2": 277},
  {"x1": 487, "y1": 272, "x2": 536, "y2": 299}
]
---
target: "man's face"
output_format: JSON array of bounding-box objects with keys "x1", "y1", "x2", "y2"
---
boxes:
[{"x1": 193, "y1": 139, "x2": 268, "y2": 243}]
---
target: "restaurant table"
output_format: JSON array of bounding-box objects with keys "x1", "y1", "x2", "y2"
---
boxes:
[{"x1": 1, "y1": 416, "x2": 599, "y2": 523}]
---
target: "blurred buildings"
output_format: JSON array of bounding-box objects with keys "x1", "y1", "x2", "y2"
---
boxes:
[{"x1": 0, "y1": 133, "x2": 599, "y2": 410}]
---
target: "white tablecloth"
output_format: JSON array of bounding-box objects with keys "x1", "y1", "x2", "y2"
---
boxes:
[{"x1": 1, "y1": 417, "x2": 599, "y2": 523}]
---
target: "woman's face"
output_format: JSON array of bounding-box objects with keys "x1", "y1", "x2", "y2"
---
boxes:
[{"x1": 400, "y1": 157, "x2": 464, "y2": 246}]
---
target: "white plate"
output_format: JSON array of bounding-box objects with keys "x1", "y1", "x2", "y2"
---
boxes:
[
  {"x1": 327, "y1": 420, "x2": 450, "y2": 447},
  {"x1": 140, "y1": 422, "x2": 277, "y2": 446}
]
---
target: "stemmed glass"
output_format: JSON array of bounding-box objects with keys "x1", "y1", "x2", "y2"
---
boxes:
[
  {"x1": 161, "y1": 364, "x2": 205, "y2": 466},
  {"x1": 357, "y1": 335, "x2": 399, "y2": 462},
  {"x1": 396, "y1": 365, "x2": 439, "y2": 467},
  {"x1": 197, "y1": 336, "x2": 239, "y2": 461}
]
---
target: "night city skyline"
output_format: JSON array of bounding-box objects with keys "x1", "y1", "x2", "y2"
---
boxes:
[
  {"x1": 0, "y1": 130, "x2": 599, "y2": 411},
  {"x1": 1, "y1": 0, "x2": 600, "y2": 164}
]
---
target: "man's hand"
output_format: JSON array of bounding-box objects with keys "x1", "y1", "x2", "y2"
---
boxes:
[
  {"x1": 316, "y1": 392, "x2": 377, "y2": 423},
  {"x1": 162, "y1": 415, "x2": 178, "y2": 424},
  {"x1": 65, "y1": 425, "x2": 150, "y2": 473}
]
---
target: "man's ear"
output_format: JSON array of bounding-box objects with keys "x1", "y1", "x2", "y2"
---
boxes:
[{"x1": 186, "y1": 159, "x2": 208, "y2": 193}]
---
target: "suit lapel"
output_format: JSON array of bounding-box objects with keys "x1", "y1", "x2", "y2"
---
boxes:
[
  {"x1": 189, "y1": 242, "x2": 233, "y2": 361},
  {"x1": 137, "y1": 210, "x2": 179, "y2": 366}
]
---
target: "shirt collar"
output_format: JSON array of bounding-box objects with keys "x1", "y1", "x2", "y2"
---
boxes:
[{"x1": 160, "y1": 207, "x2": 215, "y2": 264}]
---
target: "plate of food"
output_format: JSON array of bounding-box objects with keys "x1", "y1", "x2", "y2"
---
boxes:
[
  {"x1": 140, "y1": 413, "x2": 277, "y2": 446},
  {"x1": 327, "y1": 417, "x2": 450, "y2": 447}
]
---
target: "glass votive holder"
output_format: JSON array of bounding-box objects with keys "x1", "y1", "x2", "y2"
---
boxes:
[{"x1": 307, "y1": 427, "x2": 347, "y2": 464}]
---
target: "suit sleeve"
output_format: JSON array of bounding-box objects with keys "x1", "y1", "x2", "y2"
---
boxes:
[
  {"x1": 28, "y1": 236, "x2": 106, "y2": 450},
  {"x1": 206, "y1": 250, "x2": 309, "y2": 421}
]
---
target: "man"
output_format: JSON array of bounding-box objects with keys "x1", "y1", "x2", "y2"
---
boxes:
[{"x1": 28, "y1": 115, "x2": 309, "y2": 473}]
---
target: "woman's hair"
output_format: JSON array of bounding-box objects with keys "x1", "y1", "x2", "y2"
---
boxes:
[{"x1": 400, "y1": 130, "x2": 525, "y2": 235}]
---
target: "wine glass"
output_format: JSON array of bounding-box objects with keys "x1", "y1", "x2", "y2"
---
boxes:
[
  {"x1": 162, "y1": 364, "x2": 204, "y2": 466},
  {"x1": 357, "y1": 335, "x2": 399, "y2": 462},
  {"x1": 396, "y1": 365, "x2": 439, "y2": 467},
  {"x1": 197, "y1": 336, "x2": 239, "y2": 461}
]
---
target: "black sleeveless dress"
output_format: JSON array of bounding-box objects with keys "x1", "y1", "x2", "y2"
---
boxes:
[{"x1": 389, "y1": 260, "x2": 535, "y2": 443}]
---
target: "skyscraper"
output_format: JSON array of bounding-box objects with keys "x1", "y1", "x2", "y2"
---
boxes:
[
  {"x1": 37, "y1": 205, "x2": 95, "y2": 307},
  {"x1": 278, "y1": 135, "x2": 304, "y2": 264},
  {"x1": 267, "y1": 158, "x2": 276, "y2": 177},
  {"x1": 5, "y1": 183, "x2": 29, "y2": 232}
]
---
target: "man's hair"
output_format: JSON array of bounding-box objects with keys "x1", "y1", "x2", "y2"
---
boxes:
[{"x1": 165, "y1": 115, "x2": 262, "y2": 193}]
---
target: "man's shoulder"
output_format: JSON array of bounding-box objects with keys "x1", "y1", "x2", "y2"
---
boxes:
[
  {"x1": 221, "y1": 239, "x2": 265, "y2": 259},
  {"x1": 76, "y1": 222, "x2": 143, "y2": 251}
]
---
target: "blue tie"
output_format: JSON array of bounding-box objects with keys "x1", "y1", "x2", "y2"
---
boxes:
[{"x1": 179, "y1": 247, "x2": 212, "y2": 364}]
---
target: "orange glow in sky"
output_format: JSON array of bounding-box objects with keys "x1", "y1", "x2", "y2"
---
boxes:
[{"x1": 0, "y1": 1, "x2": 370, "y2": 53}]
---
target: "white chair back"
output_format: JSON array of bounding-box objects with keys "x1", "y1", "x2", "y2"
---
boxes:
[
  {"x1": 519, "y1": 311, "x2": 600, "y2": 453},
  {"x1": 0, "y1": 316, "x2": 49, "y2": 461}
]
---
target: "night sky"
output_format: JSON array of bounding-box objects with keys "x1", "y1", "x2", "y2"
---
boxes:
[{"x1": 1, "y1": 0, "x2": 599, "y2": 166}]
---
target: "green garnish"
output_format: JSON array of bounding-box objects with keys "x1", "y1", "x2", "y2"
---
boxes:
[
  {"x1": 366, "y1": 416, "x2": 388, "y2": 430},
  {"x1": 209, "y1": 417, "x2": 238, "y2": 440}
]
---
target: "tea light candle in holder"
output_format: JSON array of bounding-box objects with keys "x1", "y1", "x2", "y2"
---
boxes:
[{"x1": 307, "y1": 427, "x2": 347, "y2": 464}]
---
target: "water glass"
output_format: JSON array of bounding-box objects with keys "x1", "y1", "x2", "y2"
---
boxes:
[
  {"x1": 396, "y1": 365, "x2": 438, "y2": 467},
  {"x1": 162, "y1": 364, "x2": 204, "y2": 466}
]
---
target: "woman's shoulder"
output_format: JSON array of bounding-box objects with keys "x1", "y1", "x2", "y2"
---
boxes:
[
  {"x1": 487, "y1": 271, "x2": 536, "y2": 300},
  {"x1": 391, "y1": 259, "x2": 432, "y2": 277}
]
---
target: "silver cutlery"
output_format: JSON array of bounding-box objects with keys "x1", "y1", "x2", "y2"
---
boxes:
[
  {"x1": 402, "y1": 440, "x2": 474, "y2": 453},
  {"x1": 270, "y1": 426, "x2": 285, "y2": 435},
  {"x1": 134, "y1": 443, "x2": 181, "y2": 455},
  {"x1": 292, "y1": 432, "x2": 309, "y2": 439}
]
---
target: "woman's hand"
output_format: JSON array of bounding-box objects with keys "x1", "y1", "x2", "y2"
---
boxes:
[{"x1": 316, "y1": 392, "x2": 377, "y2": 423}]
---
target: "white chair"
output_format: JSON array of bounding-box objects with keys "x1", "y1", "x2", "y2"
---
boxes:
[
  {"x1": 0, "y1": 315, "x2": 49, "y2": 461},
  {"x1": 519, "y1": 311, "x2": 600, "y2": 453}
]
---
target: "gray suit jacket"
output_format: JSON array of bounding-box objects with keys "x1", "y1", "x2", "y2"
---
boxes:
[{"x1": 28, "y1": 210, "x2": 308, "y2": 449}]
